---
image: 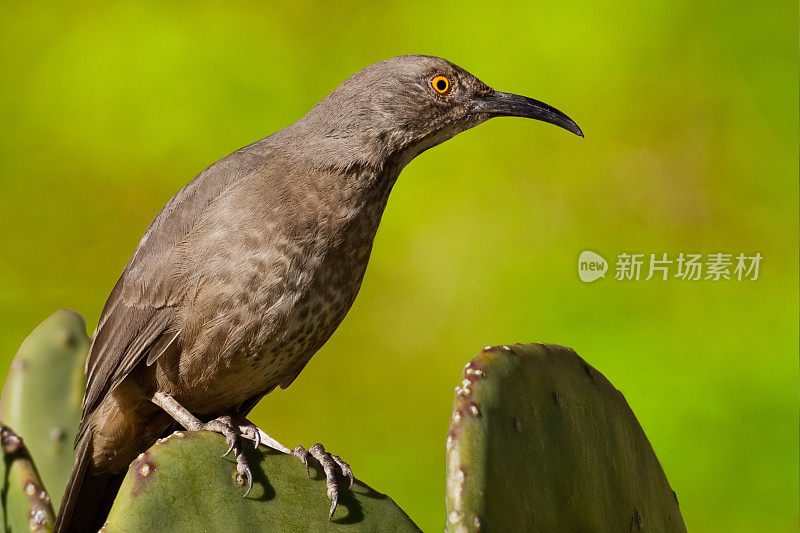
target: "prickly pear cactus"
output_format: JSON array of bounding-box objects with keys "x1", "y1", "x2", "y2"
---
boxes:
[
  {"x1": 1, "y1": 424, "x2": 56, "y2": 532},
  {"x1": 0, "y1": 310, "x2": 89, "y2": 508},
  {"x1": 103, "y1": 431, "x2": 420, "y2": 532},
  {"x1": 445, "y1": 343, "x2": 686, "y2": 532}
]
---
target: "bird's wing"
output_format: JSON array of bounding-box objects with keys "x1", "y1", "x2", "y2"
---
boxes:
[{"x1": 78, "y1": 146, "x2": 267, "y2": 442}]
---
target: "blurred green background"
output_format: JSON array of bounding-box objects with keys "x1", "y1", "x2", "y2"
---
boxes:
[{"x1": 0, "y1": 1, "x2": 797, "y2": 530}]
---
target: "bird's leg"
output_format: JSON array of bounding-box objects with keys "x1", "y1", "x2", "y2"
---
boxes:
[
  {"x1": 150, "y1": 392, "x2": 353, "y2": 518},
  {"x1": 292, "y1": 442, "x2": 354, "y2": 518},
  {"x1": 150, "y1": 392, "x2": 260, "y2": 495}
]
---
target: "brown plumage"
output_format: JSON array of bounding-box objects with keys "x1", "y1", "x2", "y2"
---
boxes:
[{"x1": 55, "y1": 54, "x2": 581, "y2": 532}]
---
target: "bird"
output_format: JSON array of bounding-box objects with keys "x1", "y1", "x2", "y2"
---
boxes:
[{"x1": 54, "y1": 54, "x2": 582, "y2": 532}]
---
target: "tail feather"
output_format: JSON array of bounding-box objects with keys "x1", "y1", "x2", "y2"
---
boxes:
[{"x1": 55, "y1": 438, "x2": 122, "y2": 533}]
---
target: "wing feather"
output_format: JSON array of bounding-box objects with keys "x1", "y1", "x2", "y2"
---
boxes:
[{"x1": 77, "y1": 145, "x2": 268, "y2": 443}]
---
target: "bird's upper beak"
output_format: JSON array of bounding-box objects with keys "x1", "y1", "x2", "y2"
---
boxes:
[{"x1": 470, "y1": 90, "x2": 583, "y2": 137}]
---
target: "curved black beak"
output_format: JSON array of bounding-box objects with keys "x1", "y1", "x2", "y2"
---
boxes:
[{"x1": 471, "y1": 90, "x2": 583, "y2": 137}]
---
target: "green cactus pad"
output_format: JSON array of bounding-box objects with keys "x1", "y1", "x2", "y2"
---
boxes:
[
  {"x1": 1, "y1": 424, "x2": 56, "y2": 532},
  {"x1": 103, "y1": 430, "x2": 420, "y2": 532},
  {"x1": 445, "y1": 343, "x2": 686, "y2": 532},
  {"x1": 0, "y1": 310, "x2": 89, "y2": 509}
]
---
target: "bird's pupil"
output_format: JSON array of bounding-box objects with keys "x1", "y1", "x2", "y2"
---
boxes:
[{"x1": 437, "y1": 79, "x2": 447, "y2": 91}]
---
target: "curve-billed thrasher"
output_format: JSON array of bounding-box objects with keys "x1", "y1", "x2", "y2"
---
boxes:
[{"x1": 55, "y1": 54, "x2": 581, "y2": 531}]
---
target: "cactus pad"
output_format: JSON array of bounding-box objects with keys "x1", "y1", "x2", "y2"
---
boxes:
[
  {"x1": 445, "y1": 343, "x2": 686, "y2": 532},
  {"x1": 1, "y1": 424, "x2": 56, "y2": 532},
  {"x1": 0, "y1": 310, "x2": 89, "y2": 508},
  {"x1": 103, "y1": 431, "x2": 420, "y2": 532}
]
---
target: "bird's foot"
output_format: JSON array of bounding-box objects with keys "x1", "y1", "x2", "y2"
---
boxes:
[
  {"x1": 234, "y1": 418, "x2": 264, "y2": 450},
  {"x1": 201, "y1": 415, "x2": 253, "y2": 496},
  {"x1": 292, "y1": 443, "x2": 354, "y2": 519},
  {"x1": 149, "y1": 393, "x2": 350, "y2": 515},
  {"x1": 149, "y1": 393, "x2": 293, "y2": 496},
  {"x1": 235, "y1": 418, "x2": 293, "y2": 454}
]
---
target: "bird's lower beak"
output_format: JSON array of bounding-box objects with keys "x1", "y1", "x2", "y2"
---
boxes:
[{"x1": 470, "y1": 90, "x2": 583, "y2": 137}]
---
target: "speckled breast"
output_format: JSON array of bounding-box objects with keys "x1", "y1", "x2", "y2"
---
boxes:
[{"x1": 167, "y1": 176, "x2": 392, "y2": 414}]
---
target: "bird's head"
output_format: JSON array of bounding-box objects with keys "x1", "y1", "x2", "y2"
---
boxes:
[{"x1": 292, "y1": 55, "x2": 582, "y2": 172}]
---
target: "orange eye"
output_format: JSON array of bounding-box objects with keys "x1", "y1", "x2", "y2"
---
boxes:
[{"x1": 431, "y1": 75, "x2": 450, "y2": 94}]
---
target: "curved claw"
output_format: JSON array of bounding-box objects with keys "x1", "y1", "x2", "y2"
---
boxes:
[
  {"x1": 241, "y1": 467, "x2": 253, "y2": 497},
  {"x1": 290, "y1": 442, "x2": 352, "y2": 519},
  {"x1": 222, "y1": 439, "x2": 235, "y2": 458},
  {"x1": 253, "y1": 428, "x2": 261, "y2": 450},
  {"x1": 328, "y1": 491, "x2": 338, "y2": 520}
]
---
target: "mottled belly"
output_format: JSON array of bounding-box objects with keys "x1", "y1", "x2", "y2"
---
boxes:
[{"x1": 154, "y1": 250, "x2": 363, "y2": 414}]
